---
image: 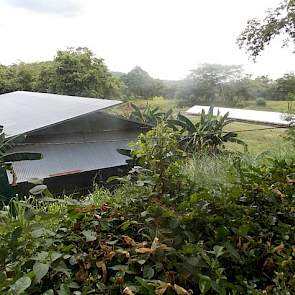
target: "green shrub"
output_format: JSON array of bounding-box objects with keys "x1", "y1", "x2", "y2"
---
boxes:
[
  {"x1": 256, "y1": 97, "x2": 266, "y2": 106},
  {"x1": 1, "y1": 127, "x2": 295, "y2": 294},
  {"x1": 169, "y1": 108, "x2": 247, "y2": 153}
]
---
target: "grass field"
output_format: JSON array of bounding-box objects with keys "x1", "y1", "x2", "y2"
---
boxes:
[{"x1": 108, "y1": 97, "x2": 291, "y2": 154}]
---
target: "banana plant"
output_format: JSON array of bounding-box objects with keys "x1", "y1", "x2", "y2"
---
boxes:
[
  {"x1": 0, "y1": 125, "x2": 42, "y2": 201},
  {"x1": 168, "y1": 106, "x2": 247, "y2": 153},
  {"x1": 128, "y1": 102, "x2": 173, "y2": 125}
]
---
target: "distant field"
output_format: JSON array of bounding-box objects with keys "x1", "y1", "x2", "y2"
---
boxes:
[
  {"x1": 110, "y1": 97, "x2": 293, "y2": 114},
  {"x1": 241, "y1": 100, "x2": 292, "y2": 112},
  {"x1": 108, "y1": 97, "x2": 291, "y2": 154}
]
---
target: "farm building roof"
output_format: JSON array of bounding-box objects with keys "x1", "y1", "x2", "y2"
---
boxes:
[
  {"x1": 0, "y1": 91, "x2": 121, "y2": 137},
  {"x1": 186, "y1": 105, "x2": 290, "y2": 126}
]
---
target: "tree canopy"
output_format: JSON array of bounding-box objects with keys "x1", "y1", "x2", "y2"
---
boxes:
[
  {"x1": 121, "y1": 66, "x2": 164, "y2": 99},
  {"x1": 0, "y1": 48, "x2": 123, "y2": 99},
  {"x1": 238, "y1": 0, "x2": 295, "y2": 59}
]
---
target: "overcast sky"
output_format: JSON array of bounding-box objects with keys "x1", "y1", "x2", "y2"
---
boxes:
[{"x1": 0, "y1": 0, "x2": 294, "y2": 80}]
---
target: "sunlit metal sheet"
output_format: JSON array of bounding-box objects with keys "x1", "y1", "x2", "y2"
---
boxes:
[
  {"x1": 186, "y1": 105, "x2": 290, "y2": 126},
  {"x1": 0, "y1": 91, "x2": 121, "y2": 137}
]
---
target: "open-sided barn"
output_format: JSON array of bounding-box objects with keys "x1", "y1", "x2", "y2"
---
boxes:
[{"x1": 1, "y1": 91, "x2": 148, "y2": 195}]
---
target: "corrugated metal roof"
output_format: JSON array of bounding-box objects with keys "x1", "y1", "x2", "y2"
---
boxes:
[
  {"x1": 0, "y1": 91, "x2": 121, "y2": 137},
  {"x1": 9, "y1": 130, "x2": 139, "y2": 183},
  {"x1": 186, "y1": 105, "x2": 290, "y2": 126}
]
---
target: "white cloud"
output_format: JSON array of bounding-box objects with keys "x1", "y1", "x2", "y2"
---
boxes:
[
  {"x1": 0, "y1": 0, "x2": 293, "y2": 79},
  {"x1": 3, "y1": 0, "x2": 81, "y2": 16}
]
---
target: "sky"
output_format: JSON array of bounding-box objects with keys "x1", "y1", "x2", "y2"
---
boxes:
[{"x1": 0, "y1": 0, "x2": 294, "y2": 80}]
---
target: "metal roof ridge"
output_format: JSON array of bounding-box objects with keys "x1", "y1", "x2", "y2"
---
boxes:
[{"x1": 0, "y1": 91, "x2": 123, "y2": 138}]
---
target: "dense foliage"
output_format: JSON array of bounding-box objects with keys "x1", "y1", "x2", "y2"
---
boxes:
[
  {"x1": 1, "y1": 124, "x2": 294, "y2": 294},
  {"x1": 168, "y1": 109, "x2": 247, "y2": 153},
  {"x1": 1, "y1": 48, "x2": 294, "y2": 104},
  {"x1": 128, "y1": 103, "x2": 173, "y2": 125},
  {"x1": 0, "y1": 48, "x2": 123, "y2": 99}
]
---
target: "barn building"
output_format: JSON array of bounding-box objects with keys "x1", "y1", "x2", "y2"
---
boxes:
[{"x1": 1, "y1": 91, "x2": 147, "y2": 195}]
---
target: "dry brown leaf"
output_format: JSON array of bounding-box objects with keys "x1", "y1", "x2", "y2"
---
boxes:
[
  {"x1": 155, "y1": 282, "x2": 172, "y2": 295},
  {"x1": 94, "y1": 214, "x2": 101, "y2": 220},
  {"x1": 135, "y1": 247, "x2": 154, "y2": 254},
  {"x1": 151, "y1": 237, "x2": 160, "y2": 250},
  {"x1": 123, "y1": 287, "x2": 135, "y2": 295},
  {"x1": 272, "y1": 188, "x2": 285, "y2": 199},
  {"x1": 274, "y1": 244, "x2": 285, "y2": 253},
  {"x1": 96, "y1": 260, "x2": 107, "y2": 283},
  {"x1": 105, "y1": 250, "x2": 116, "y2": 261},
  {"x1": 174, "y1": 284, "x2": 191, "y2": 295},
  {"x1": 137, "y1": 241, "x2": 148, "y2": 248},
  {"x1": 122, "y1": 235, "x2": 137, "y2": 246},
  {"x1": 74, "y1": 205, "x2": 95, "y2": 213},
  {"x1": 262, "y1": 257, "x2": 275, "y2": 274},
  {"x1": 286, "y1": 176, "x2": 295, "y2": 184},
  {"x1": 115, "y1": 276, "x2": 124, "y2": 285},
  {"x1": 115, "y1": 249, "x2": 130, "y2": 258},
  {"x1": 75, "y1": 266, "x2": 88, "y2": 284},
  {"x1": 100, "y1": 204, "x2": 111, "y2": 212}
]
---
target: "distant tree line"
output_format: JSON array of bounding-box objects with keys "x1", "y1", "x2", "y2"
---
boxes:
[
  {"x1": 0, "y1": 47, "x2": 123, "y2": 99},
  {"x1": 0, "y1": 47, "x2": 294, "y2": 105}
]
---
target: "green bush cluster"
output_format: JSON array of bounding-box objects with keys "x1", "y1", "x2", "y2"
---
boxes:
[
  {"x1": 256, "y1": 97, "x2": 267, "y2": 106},
  {"x1": 0, "y1": 124, "x2": 295, "y2": 294}
]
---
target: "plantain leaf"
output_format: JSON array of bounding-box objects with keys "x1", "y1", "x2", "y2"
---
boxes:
[
  {"x1": 10, "y1": 276, "x2": 31, "y2": 294},
  {"x1": 33, "y1": 262, "x2": 50, "y2": 283}
]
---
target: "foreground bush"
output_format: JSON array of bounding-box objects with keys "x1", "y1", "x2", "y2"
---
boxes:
[{"x1": 1, "y1": 125, "x2": 295, "y2": 294}]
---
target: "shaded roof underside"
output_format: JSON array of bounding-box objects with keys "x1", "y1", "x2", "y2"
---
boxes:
[
  {"x1": 0, "y1": 91, "x2": 121, "y2": 137},
  {"x1": 9, "y1": 130, "x2": 140, "y2": 183}
]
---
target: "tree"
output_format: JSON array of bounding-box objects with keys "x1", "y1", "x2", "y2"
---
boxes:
[
  {"x1": 122, "y1": 66, "x2": 164, "y2": 99},
  {"x1": 238, "y1": 0, "x2": 295, "y2": 59},
  {"x1": 183, "y1": 64, "x2": 244, "y2": 104},
  {"x1": 223, "y1": 78, "x2": 254, "y2": 105},
  {"x1": 13, "y1": 63, "x2": 34, "y2": 91},
  {"x1": 49, "y1": 47, "x2": 123, "y2": 98},
  {"x1": 276, "y1": 73, "x2": 295, "y2": 99},
  {"x1": 0, "y1": 65, "x2": 17, "y2": 94}
]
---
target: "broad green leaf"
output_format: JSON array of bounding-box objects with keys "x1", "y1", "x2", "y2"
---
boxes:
[
  {"x1": 50, "y1": 252, "x2": 63, "y2": 262},
  {"x1": 30, "y1": 224, "x2": 44, "y2": 238},
  {"x1": 33, "y1": 262, "x2": 50, "y2": 283},
  {"x1": 10, "y1": 276, "x2": 31, "y2": 294},
  {"x1": 24, "y1": 208, "x2": 35, "y2": 221},
  {"x1": 143, "y1": 265, "x2": 154, "y2": 279},
  {"x1": 29, "y1": 184, "x2": 47, "y2": 195},
  {"x1": 57, "y1": 284, "x2": 71, "y2": 295},
  {"x1": 213, "y1": 245, "x2": 224, "y2": 258},
  {"x1": 238, "y1": 224, "x2": 250, "y2": 236},
  {"x1": 28, "y1": 178, "x2": 44, "y2": 185},
  {"x1": 198, "y1": 275, "x2": 211, "y2": 294},
  {"x1": 82, "y1": 230, "x2": 96, "y2": 242},
  {"x1": 225, "y1": 242, "x2": 241, "y2": 261},
  {"x1": 110, "y1": 265, "x2": 128, "y2": 272},
  {"x1": 42, "y1": 290, "x2": 54, "y2": 295}
]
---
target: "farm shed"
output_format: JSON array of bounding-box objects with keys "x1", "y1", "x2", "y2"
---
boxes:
[{"x1": 0, "y1": 91, "x2": 148, "y2": 195}]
